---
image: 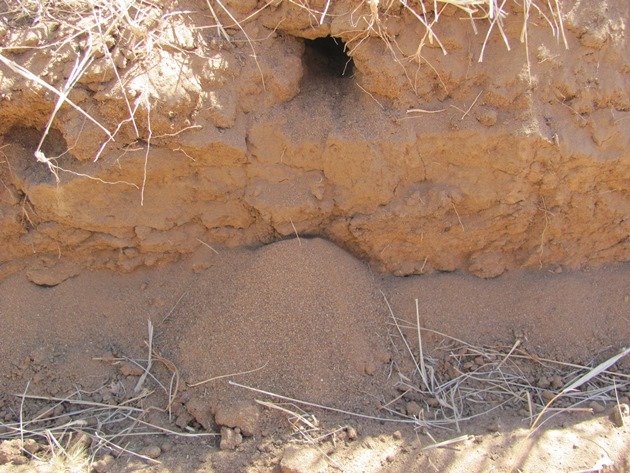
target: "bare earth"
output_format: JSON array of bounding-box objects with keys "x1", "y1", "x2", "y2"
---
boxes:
[{"x1": 0, "y1": 238, "x2": 628, "y2": 472}]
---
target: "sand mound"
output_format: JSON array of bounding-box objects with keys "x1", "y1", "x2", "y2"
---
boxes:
[{"x1": 174, "y1": 238, "x2": 390, "y2": 406}]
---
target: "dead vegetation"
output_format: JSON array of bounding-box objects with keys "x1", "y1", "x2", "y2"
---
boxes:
[
  {"x1": 0, "y1": 0, "x2": 569, "y2": 184},
  {"x1": 227, "y1": 297, "x2": 628, "y2": 441},
  {"x1": 0, "y1": 320, "x2": 214, "y2": 469}
]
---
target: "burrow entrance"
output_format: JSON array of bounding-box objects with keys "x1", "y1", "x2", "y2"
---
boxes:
[{"x1": 302, "y1": 36, "x2": 354, "y2": 79}]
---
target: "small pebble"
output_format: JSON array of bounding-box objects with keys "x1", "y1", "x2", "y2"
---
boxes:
[
  {"x1": 541, "y1": 390, "x2": 555, "y2": 402},
  {"x1": 141, "y1": 445, "x2": 162, "y2": 459},
  {"x1": 92, "y1": 454, "x2": 115, "y2": 473},
  {"x1": 551, "y1": 375, "x2": 564, "y2": 389},
  {"x1": 22, "y1": 439, "x2": 41, "y2": 454},
  {"x1": 609, "y1": 403, "x2": 629, "y2": 428},
  {"x1": 589, "y1": 401, "x2": 605, "y2": 414},
  {"x1": 346, "y1": 426, "x2": 357, "y2": 440},
  {"x1": 427, "y1": 397, "x2": 440, "y2": 408},
  {"x1": 405, "y1": 401, "x2": 422, "y2": 417},
  {"x1": 537, "y1": 377, "x2": 551, "y2": 389},
  {"x1": 160, "y1": 441, "x2": 173, "y2": 453},
  {"x1": 392, "y1": 430, "x2": 402, "y2": 440}
]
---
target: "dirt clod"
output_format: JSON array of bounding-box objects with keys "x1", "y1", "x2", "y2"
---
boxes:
[
  {"x1": 609, "y1": 403, "x2": 629, "y2": 428},
  {"x1": 140, "y1": 445, "x2": 162, "y2": 459},
  {"x1": 346, "y1": 426, "x2": 358, "y2": 441},
  {"x1": 119, "y1": 362, "x2": 145, "y2": 377},
  {"x1": 214, "y1": 402, "x2": 260, "y2": 437},
  {"x1": 26, "y1": 260, "x2": 81, "y2": 287},
  {"x1": 92, "y1": 454, "x2": 115, "y2": 473},
  {"x1": 219, "y1": 427, "x2": 243, "y2": 451},
  {"x1": 589, "y1": 401, "x2": 606, "y2": 414}
]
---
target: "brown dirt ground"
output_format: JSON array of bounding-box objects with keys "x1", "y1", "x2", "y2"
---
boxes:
[{"x1": 0, "y1": 238, "x2": 628, "y2": 472}]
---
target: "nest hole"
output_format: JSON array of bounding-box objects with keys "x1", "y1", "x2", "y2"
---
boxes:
[{"x1": 303, "y1": 36, "x2": 353, "y2": 78}]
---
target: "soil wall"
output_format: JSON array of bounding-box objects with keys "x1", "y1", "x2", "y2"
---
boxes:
[{"x1": 0, "y1": 0, "x2": 628, "y2": 279}]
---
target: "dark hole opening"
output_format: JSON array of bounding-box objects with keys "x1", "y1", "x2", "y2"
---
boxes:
[{"x1": 303, "y1": 36, "x2": 353, "y2": 78}]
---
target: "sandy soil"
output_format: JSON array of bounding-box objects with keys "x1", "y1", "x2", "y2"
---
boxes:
[
  {"x1": 1, "y1": 0, "x2": 628, "y2": 279},
  {"x1": 0, "y1": 238, "x2": 628, "y2": 472}
]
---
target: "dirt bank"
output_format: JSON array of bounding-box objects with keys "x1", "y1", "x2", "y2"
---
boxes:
[{"x1": 0, "y1": 0, "x2": 628, "y2": 279}]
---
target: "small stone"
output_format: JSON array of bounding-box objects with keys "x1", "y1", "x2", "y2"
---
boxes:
[
  {"x1": 609, "y1": 403, "x2": 629, "y2": 428},
  {"x1": 22, "y1": 439, "x2": 41, "y2": 454},
  {"x1": 141, "y1": 445, "x2": 162, "y2": 459},
  {"x1": 35, "y1": 406, "x2": 56, "y2": 420},
  {"x1": 541, "y1": 390, "x2": 555, "y2": 402},
  {"x1": 10, "y1": 455, "x2": 28, "y2": 465},
  {"x1": 175, "y1": 411, "x2": 194, "y2": 429},
  {"x1": 219, "y1": 427, "x2": 243, "y2": 450},
  {"x1": 386, "y1": 453, "x2": 396, "y2": 463},
  {"x1": 92, "y1": 454, "x2": 115, "y2": 473},
  {"x1": 214, "y1": 401, "x2": 260, "y2": 437},
  {"x1": 405, "y1": 401, "x2": 422, "y2": 417},
  {"x1": 119, "y1": 362, "x2": 144, "y2": 377},
  {"x1": 551, "y1": 375, "x2": 564, "y2": 389},
  {"x1": 475, "y1": 107, "x2": 498, "y2": 127},
  {"x1": 346, "y1": 426, "x2": 357, "y2": 440},
  {"x1": 537, "y1": 377, "x2": 551, "y2": 389},
  {"x1": 427, "y1": 397, "x2": 440, "y2": 408},
  {"x1": 474, "y1": 356, "x2": 485, "y2": 366},
  {"x1": 56, "y1": 415, "x2": 72, "y2": 426},
  {"x1": 53, "y1": 404, "x2": 65, "y2": 417},
  {"x1": 589, "y1": 401, "x2": 605, "y2": 414},
  {"x1": 392, "y1": 430, "x2": 402, "y2": 440},
  {"x1": 69, "y1": 431, "x2": 92, "y2": 451},
  {"x1": 280, "y1": 445, "x2": 328, "y2": 473},
  {"x1": 160, "y1": 441, "x2": 173, "y2": 453}
]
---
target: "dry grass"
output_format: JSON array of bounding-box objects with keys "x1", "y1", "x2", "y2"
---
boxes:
[
  {"x1": 228, "y1": 296, "x2": 627, "y2": 451},
  {"x1": 0, "y1": 320, "x2": 213, "y2": 470},
  {"x1": 382, "y1": 295, "x2": 629, "y2": 437},
  {"x1": 0, "y1": 0, "x2": 569, "y2": 190}
]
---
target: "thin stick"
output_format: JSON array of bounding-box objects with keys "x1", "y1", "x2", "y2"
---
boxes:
[
  {"x1": 19, "y1": 380, "x2": 31, "y2": 446},
  {"x1": 13, "y1": 394, "x2": 145, "y2": 412},
  {"x1": 188, "y1": 361, "x2": 269, "y2": 388},
  {"x1": 450, "y1": 201, "x2": 465, "y2": 232},
  {"x1": 196, "y1": 238, "x2": 219, "y2": 254},
  {"x1": 381, "y1": 291, "x2": 422, "y2": 381},
  {"x1": 495, "y1": 339, "x2": 521, "y2": 370},
  {"x1": 416, "y1": 299, "x2": 430, "y2": 392},
  {"x1": 421, "y1": 434, "x2": 472, "y2": 451},
  {"x1": 319, "y1": 0, "x2": 332, "y2": 24},
  {"x1": 94, "y1": 434, "x2": 161, "y2": 464},
  {"x1": 230, "y1": 381, "x2": 417, "y2": 424},
  {"x1": 0, "y1": 54, "x2": 112, "y2": 138},
  {"x1": 407, "y1": 108, "x2": 446, "y2": 114},
  {"x1": 134, "y1": 320, "x2": 154, "y2": 392},
  {"x1": 530, "y1": 347, "x2": 629, "y2": 432},
  {"x1": 356, "y1": 83, "x2": 384, "y2": 109},
  {"x1": 460, "y1": 90, "x2": 483, "y2": 120},
  {"x1": 140, "y1": 100, "x2": 152, "y2": 207},
  {"x1": 162, "y1": 290, "x2": 189, "y2": 323},
  {"x1": 255, "y1": 400, "x2": 318, "y2": 430},
  {"x1": 290, "y1": 219, "x2": 302, "y2": 246}
]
